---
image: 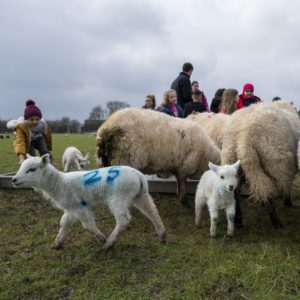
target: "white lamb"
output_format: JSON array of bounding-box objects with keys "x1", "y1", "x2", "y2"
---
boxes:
[
  {"x1": 62, "y1": 146, "x2": 89, "y2": 172},
  {"x1": 12, "y1": 154, "x2": 166, "y2": 250},
  {"x1": 195, "y1": 160, "x2": 240, "y2": 237}
]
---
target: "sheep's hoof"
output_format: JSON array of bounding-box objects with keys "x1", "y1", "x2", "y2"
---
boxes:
[
  {"x1": 102, "y1": 242, "x2": 114, "y2": 251},
  {"x1": 159, "y1": 232, "x2": 166, "y2": 243},
  {"x1": 51, "y1": 242, "x2": 63, "y2": 250},
  {"x1": 96, "y1": 234, "x2": 107, "y2": 243}
]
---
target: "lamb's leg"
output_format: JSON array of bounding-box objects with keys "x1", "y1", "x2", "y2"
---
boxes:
[
  {"x1": 133, "y1": 194, "x2": 166, "y2": 243},
  {"x1": 225, "y1": 203, "x2": 235, "y2": 236},
  {"x1": 78, "y1": 210, "x2": 107, "y2": 243},
  {"x1": 103, "y1": 203, "x2": 131, "y2": 250},
  {"x1": 208, "y1": 206, "x2": 219, "y2": 237},
  {"x1": 64, "y1": 161, "x2": 70, "y2": 172},
  {"x1": 266, "y1": 198, "x2": 283, "y2": 229},
  {"x1": 195, "y1": 197, "x2": 206, "y2": 228},
  {"x1": 52, "y1": 212, "x2": 75, "y2": 249}
]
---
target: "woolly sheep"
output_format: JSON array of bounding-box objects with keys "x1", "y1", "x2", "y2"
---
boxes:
[
  {"x1": 12, "y1": 154, "x2": 166, "y2": 250},
  {"x1": 221, "y1": 101, "x2": 300, "y2": 228},
  {"x1": 62, "y1": 146, "x2": 90, "y2": 172},
  {"x1": 187, "y1": 112, "x2": 230, "y2": 149},
  {"x1": 195, "y1": 160, "x2": 240, "y2": 237},
  {"x1": 96, "y1": 108, "x2": 221, "y2": 206}
]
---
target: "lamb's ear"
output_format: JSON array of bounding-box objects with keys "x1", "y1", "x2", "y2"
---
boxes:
[
  {"x1": 85, "y1": 152, "x2": 90, "y2": 159},
  {"x1": 26, "y1": 154, "x2": 32, "y2": 159},
  {"x1": 233, "y1": 160, "x2": 241, "y2": 170},
  {"x1": 208, "y1": 162, "x2": 219, "y2": 173},
  {"x1": 40, "y1": 154, "x2": 51, "y2": 166}
]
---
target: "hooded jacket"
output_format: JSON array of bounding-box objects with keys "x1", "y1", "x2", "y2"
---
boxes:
[{"x1": 7, "y1": 117, "x2": 52, "y2": 156}]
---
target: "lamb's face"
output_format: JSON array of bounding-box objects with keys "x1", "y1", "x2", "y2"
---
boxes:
[
  {"x1": 209, "y1": 160, "x2": 240, "y2": 193},
  {"x1": 77, "y1": 153, "x2": 90, "y2": 170},
  {"x1": 12, "y1": 155, "x2": 49, "y2": 188}
]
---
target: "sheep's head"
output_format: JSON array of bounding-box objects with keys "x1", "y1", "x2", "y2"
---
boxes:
[
  {"x1": 209, "y1": 160, "x2": 240, "y2": 193},
  {"x1": 12, "y1": 154, "x2": 51, "y2": 188},
  {"x1": 76, "y1": 152, "x2": 90, "y2": 170}
]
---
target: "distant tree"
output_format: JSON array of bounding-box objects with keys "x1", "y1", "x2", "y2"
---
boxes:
[
  {"x1": 82, "y1": 119, "x2": 105, "y2": 132},
  {"x1": 0, "y1": 119, "x2": 8, "y2": 133},
  {"x1": 106, "y1": 100, "x2": 130, "y2": 115},
  {"x1": 89, "y1": 105, "x2": 106, "y2": 120},
  {"x1": 69, "y1": 119, "x2": 81, "y2": 133},
  {"x1": 47, "y1": 117, "x2": 82, "y2": 133}
]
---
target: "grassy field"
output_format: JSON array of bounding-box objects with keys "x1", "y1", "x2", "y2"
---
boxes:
[{"x1": 1, "y1": 134, "x2": 300, "y2": 299}]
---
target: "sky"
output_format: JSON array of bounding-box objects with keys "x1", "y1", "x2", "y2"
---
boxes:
[{"x1": 1, "y1": 0, "x2": 299, "y2": 122}]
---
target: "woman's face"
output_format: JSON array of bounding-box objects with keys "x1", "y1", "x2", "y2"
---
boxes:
[
  {"x1": 145, "y1": 97, "x2": 153, "y2": 108},
  {"x1": 192, "y1": 83, "x2": 199, "y2": 92},
  {"x1": 244, "y1": 89, "x2": 253, "y2": 98},
  {"x1": 169, "y1": 91, "x2": 177, "y2": 103},
  {"x1": 27, "y1": 116, "x2": 40, "y2": 127}
]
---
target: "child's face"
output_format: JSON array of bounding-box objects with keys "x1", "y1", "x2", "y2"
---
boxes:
[
  {"x1": 244, "y1": 89, "x2": 253, "y2": 98},
  {"x1": 27, "y1": 116, "x2": 41, "y2": 127},
  {"x1": 169, "y1": 91, "x2": 177, "y2": 103}
]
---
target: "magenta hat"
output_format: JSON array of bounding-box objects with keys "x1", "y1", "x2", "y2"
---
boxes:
[{"x1": 24, "y1": 100, "x2": 42, "y2": 120}]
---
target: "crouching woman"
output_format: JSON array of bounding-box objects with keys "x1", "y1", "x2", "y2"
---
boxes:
[{"x1": 7, "y1": 100, "x2": 54, "y2": 165}]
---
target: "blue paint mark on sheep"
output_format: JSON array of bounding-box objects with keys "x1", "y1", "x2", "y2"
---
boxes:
[
  {"x1": 107, "y1": 167, "x2": 120, "y2": 184},
  {"x1": 83, "y1": 170, "x2": 102, "y2": 187}
]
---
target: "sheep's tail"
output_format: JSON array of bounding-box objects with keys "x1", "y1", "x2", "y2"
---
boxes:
[{"x1": 236, "y1": 140, "x2": 276, "y2": 203}]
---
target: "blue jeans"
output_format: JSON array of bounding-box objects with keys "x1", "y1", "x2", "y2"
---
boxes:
[{"x1": 29, "y1": 136, "x2": 53, "y2": 161}]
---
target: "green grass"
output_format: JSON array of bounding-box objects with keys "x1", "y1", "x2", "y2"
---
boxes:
[{"x1": 1, "y1": 134, "x2": 300, "y2": 299}]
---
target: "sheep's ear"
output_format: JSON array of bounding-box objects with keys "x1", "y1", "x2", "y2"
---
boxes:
[
  {"x1": 208, "y1": 162, "x2": 219, "y2": 173},
  {"x1": 85, "y1": 152, "x2": 90, "y2": 159},
  {"x1": 233, "y1": 160, "x2": 241, "y2": 170},
  {"x1": 26, "y1": 154, "x2": 32, "y2": 159},
  {"x1": 40, "y1": 154, "x2": 51, "y2": 166}
]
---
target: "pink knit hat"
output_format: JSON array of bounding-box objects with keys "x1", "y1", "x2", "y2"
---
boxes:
[{"x1": 24, "y1": 100, "x2": 42, "y2": 120}]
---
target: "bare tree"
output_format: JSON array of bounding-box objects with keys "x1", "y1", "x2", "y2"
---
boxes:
[
  {"x1": 89, "y1": 105, "x2": 106, "y2": 120},
  {"x1": 106, "y1": 100, "x2": 130, "y2": 115}
]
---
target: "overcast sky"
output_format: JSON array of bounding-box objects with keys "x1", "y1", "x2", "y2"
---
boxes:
[{"x1": 1, "y1": 0, "x2": 299, "y2": 122}]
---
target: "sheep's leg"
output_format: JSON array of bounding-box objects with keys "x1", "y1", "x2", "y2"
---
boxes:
[
  {"x1": 175, "y1": 175, "x2": 188, "y2": 207},
  {"x1": 284, "y1": 191, "x2": 295, "y2": 207},
  {"x1": 75, "y1": 160, "x2": 82, "y2": 171},
  {"x1": 103, "y1": 204, "x2": 131, "y2": 250},
  {"x1": 52, "y1": 213, "x2": 75, "y2": 249},
  {"x1": 208, "y1": 206, "x2": 219, "y2": 237},
  {"x1": 78, "y1": 210, "x2": 107, "y2": 243},
  {"x1": 133, "y1": 194, "x2": 166, "y2": 243},
  {"x1": 195, "y1": 197, "x2": 206, "y2": 228},
  {"x1": 225, "y1": 203, "x2": 235, "y2": 236},
  {"x1": 234, "y1": 189, "x2": 243, "y2": 227},
  {"x1": 266, "y1": 199, "x2": 283, "y2": 229}
]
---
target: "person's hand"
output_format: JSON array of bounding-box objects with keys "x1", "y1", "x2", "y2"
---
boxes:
[{"x1": 18, "y1": 154, "x2": 26, "y2": 165}]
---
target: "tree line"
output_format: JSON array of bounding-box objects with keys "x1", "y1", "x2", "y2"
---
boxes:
[{"x1": 0, "y1": 100, "x2": 130, "y2": 133}]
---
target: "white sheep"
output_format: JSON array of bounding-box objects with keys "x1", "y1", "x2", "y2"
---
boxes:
[
  {"x1": 195, "y1": 161, "x2": 240, "y2": 237},
  {"x1": 221, "y1": 101, "x2": 300, "y2": 228},
  {"x1": 96, "y1": 108, "x2": 220, "y2": 206},
  {"x1": 62, "y1": 146, "x2": 90, "y2": 172},
  {"x1": 12, "y1": 154, "x2": 166, "y2": 250}
]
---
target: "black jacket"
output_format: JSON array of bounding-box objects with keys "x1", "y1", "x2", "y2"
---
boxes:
[
  {"x1": 184, "y1": 102, "x2": 205, "y2": 117},
  {"x1": 171, "y1": 72, "x2": 192, "y2": 109},
  {"x1": 210, "y1": 97, "x2": 222, "y2": 113}
]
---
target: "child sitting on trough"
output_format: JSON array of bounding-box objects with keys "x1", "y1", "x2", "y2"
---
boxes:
[
  {"x1": 7, "y1": 100, "x2": 54, "y2": 165},
  {"x1": 195, "y1": 160, "x2": 240, "y2": 237}
]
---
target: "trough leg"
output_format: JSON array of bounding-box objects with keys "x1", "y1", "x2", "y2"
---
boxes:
[
  {"x1": 53, "y1": 212, "x2": 76, "y2": 249},
  {"x1": 133, "y1": 194, "x2": 166, "y2": 242},
  {"x1": 266, "y1": 198, "x2": 283, "y2": 229}
]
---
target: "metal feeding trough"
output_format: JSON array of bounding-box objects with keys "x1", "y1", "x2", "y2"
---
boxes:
[
  {"x1": 0, "y1": 172, "x2": 17, "y2": 188},
  {"x1": 0, "y1": 172, "x2": 199, "y2": 194}
]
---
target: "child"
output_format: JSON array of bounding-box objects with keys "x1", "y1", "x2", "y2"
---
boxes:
[
  {"x1": 7, "y1": 100, "x2": 53, "y2": 165},
  {"x1": 184, "y1": 90, "x2": 205, "y2": 117},
  {"x1": 157, "y1": 89, "x2": 184, "y2": 117},
  {"x1": 142, "y1": 94, "x2": 156, "y2": 110}
]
